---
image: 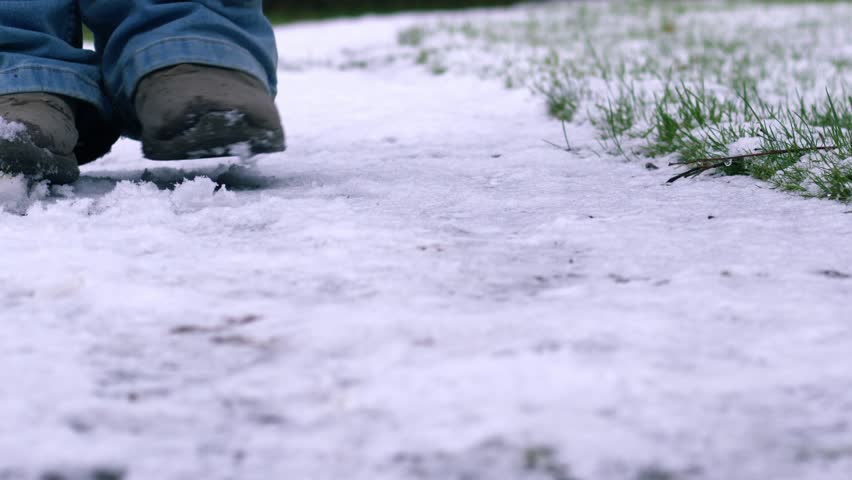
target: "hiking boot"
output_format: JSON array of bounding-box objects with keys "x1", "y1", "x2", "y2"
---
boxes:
[
  {"x1": 134, "y1": 64, "x2": 286, "y2": 160},
  {"x1": 0, "y1": 93, "x2": 80, "y2": 184}
]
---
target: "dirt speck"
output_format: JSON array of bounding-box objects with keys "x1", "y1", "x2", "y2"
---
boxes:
[{"x1": 817, "y1": 269, "x2": 850, "y2": 279}]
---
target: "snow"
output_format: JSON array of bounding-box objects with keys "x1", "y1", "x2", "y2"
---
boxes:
[
  {"x1": 0, "y1": 116, "x2": 26, "y2": 141},
  {"x1": 2, "y1": 10, "x2": 852, "y2": 480},
  {"x1": 727, "y1": 137, "x2": 762, "y2": 156}
]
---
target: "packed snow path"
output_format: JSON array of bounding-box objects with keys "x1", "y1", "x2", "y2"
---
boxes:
[{"x1": 2, "y1": 16, "x2": 852, "y2": 480}]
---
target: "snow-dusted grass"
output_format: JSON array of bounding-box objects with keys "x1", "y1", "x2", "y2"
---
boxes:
[{"x1": 385, "y1": 0, "x2": 852, "y2": 199}]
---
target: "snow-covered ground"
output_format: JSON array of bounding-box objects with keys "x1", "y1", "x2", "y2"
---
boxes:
[{"x1": 2, "y1": 10, "x2": 852, "y2": 480}]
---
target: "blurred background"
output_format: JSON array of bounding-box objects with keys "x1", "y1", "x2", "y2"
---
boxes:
[{"x1": 263, "y1": 0, "x2": 521, "y2": 21}]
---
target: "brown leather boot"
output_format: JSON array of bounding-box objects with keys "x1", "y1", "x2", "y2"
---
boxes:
[
  {"x1": 0, "y1": 93, "x2": 80, "y2": 184},
  {"x1": 134, "y1": 64, "x2": 286, "y2": 160}
]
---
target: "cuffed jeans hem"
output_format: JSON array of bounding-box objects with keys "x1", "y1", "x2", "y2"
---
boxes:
[
  {"x1": 0, "y1": 65, "x2": 112, "y2": 119},
  {"x1": 116, "y1": 35, "x2": 274, "y2": 112}
]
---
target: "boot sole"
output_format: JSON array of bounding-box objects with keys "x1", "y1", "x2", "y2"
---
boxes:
[
  {"x1": 142, "y1": 111, "x2": 286, "y2": 161},
  {"x1": 0, "y1": 139, "x2": 80, "y2": 184}
]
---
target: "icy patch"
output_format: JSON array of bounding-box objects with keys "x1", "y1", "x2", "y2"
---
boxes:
[{"x1": 0, "y1": 116, "x2": 26, "y2": 141}]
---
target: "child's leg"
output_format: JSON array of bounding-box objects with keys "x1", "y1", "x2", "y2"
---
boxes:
[
  {"x1": 80, "y1": 0, "x2": 285, "y2": 159},
  {"x1": 0, "y1": 0, "x2": 117, "y2": 182}
]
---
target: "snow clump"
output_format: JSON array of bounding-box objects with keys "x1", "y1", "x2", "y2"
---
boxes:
[
  {"x1": 0, "y1": 115, "x2": 26, "y2": 141},
  {"x1": 0, "y1": 174, "x2": 49, "y2": 214},
  {"x1": 170, "y1": 176, "x2": 236, "y2": 213}
]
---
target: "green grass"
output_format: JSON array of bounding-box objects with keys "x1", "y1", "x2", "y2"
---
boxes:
[
  {"x1": 263, "y1": 1, "x2": 520, "y2": 24},
  {"x1": 382, "y1": 0, "x2": 852, "y2": 201}
]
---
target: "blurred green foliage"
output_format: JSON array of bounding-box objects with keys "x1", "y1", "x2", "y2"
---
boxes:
[{"x1": 263, "y1": 0, "x2": 521, "y2": 22}]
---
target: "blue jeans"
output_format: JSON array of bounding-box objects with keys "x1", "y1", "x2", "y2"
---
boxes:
[{"x1": 0, "y1": 0, "x2": 278, "y2": 161}]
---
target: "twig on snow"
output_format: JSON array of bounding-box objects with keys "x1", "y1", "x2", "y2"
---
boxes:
[
  {"x1": 543, "y1": 120, "x2": 572, "y2": 152},
  {"x1": 543, "y1": 139, "x2": 570, "y2": 151},
  {"x1": 667, "y1": 145, "x2": 838, "y2": 183}
]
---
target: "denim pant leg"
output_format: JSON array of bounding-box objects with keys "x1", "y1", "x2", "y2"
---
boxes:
[
  {"x1": 0, "y1": 0, "x2": 110, "y2": 119},
  {"x1": 80, "y1": 0, "x2": 279, "y2": 138},
  {"x1": 0, "y1": 1, "x2": 118, "y2": 163}
]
